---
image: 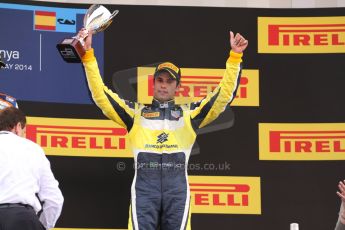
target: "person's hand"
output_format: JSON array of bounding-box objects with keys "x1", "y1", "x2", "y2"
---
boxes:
[
  {"x1": 337, "y1": 180, "x2": 345, "y2": 201},
  {"x1": 230, "y1": 31, "x2": 248, "y2": 54},
  {"x1": 337, "y1": 180, "x2": 345, "y2": 224},
  {"x1": 76, "y1": 28, "x2": 93, "y2": 50}
]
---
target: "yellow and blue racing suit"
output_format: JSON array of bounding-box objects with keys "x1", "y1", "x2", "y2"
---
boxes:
[{"x1": 82, "y1": 49, "x2": 243, "y2": 230}]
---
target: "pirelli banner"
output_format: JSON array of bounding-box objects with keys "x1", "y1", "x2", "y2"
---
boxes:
[
  {"x1": 137, "y1": 67, "x2": 259, "y2": 106},
  {"x1": 1, "y1": 1, "x2": 344, "y2": 230},
  {"x1": 258, "y1": 16, "x2": 345, "y2": 53},
  {"x1": 259, "y1": 123, "x2": 345, "y2": 160},
  {"x1": 26, "y1": 117, "x2": 131, "y2": 158},
  {"x1": 189, "y1": 176, "x2": 261, "y2": 214}
]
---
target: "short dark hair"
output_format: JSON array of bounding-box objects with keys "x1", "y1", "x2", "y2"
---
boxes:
[{"x1": 0, "y1": 107, "x2": 26, "y2": 131}]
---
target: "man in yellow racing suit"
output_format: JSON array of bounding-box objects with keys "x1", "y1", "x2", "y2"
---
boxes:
[{"x1": 80, "y1": 29, "x2": 248, "y2": 230}]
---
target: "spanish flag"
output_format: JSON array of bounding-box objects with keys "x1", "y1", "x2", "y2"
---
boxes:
[{"x1": 34, "y1": 11, "x2": 56, "y2": 31}]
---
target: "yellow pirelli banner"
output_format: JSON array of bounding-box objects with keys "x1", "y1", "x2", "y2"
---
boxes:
[
  {"x1": 259, "y1": 123, "x2": 345, "y2": 160},
  {"x1": 189, "y1": 176, "x2": 261, "y2": 214},
  {"x1": 258, "y1": 16, "x2": 345, "y2": 53},
  {"x1": 137, "y1": 67, "x2": 260, "y2": 107},
  {"x1": 26, "y1": 117, "x2": 132, "y2": 158}
]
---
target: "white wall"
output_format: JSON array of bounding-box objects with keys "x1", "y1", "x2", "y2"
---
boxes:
[{"x1": 32, "y1": 0, "x2": 345, "y2": 7}]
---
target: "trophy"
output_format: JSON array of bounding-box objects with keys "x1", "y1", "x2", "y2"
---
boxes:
[{"x1": 57, "y1": 4, "x2": 119, "y2": 63}]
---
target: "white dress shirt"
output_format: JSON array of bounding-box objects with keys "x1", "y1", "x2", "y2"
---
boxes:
[{"x1": 0, "y1": 131, "x2": 64, "y2": 229}]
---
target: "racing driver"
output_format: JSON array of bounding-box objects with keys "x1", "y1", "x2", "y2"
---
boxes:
[{"x1": 79, "y1": 28, "x2": 248, "y2": 230}]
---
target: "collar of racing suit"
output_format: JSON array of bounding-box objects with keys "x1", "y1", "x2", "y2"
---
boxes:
[{"x1": 151, "y1": 98, "x2": 175, "y2": 109}]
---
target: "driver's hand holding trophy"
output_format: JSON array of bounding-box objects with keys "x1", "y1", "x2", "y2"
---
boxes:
[{"x1": 57, "y1": 4, "x2": 118, "y2": 63}]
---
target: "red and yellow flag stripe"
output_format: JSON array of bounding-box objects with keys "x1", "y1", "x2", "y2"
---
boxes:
[{"x1": 34, "y1": 11, "x2": 56, "y2": 31}]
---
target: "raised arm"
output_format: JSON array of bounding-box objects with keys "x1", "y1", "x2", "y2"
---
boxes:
[
  {"x1": 190, "y1": 31, "x2": 248, "y2": 129},
  {"x1": 336, "y1": 180, "x2": 345, "y2": 230},
  {"x1": 79, "y1": 29, "x2": 135, "y2": 131}
]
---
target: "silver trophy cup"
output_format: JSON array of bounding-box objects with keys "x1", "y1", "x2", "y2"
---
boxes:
[{"x1": 57, "y1": 4, "x2": 119, "y2": 63}]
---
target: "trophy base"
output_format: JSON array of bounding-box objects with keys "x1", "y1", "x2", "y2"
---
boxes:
[{"x1": 56, "y1": 38, "x2": 85, "y2": 63}]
